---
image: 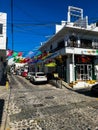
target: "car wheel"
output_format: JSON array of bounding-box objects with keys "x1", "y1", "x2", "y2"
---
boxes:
[{"x1": 33, "y1": 79, "x2": 35, "y2": 83}]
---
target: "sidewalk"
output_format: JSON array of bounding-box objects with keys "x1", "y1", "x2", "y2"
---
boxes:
[
  {"x1": 0, "y1": 82, "x2": 10, "y2": 130},
  {"x1": 72, "y1": 81, "x2": 97, "y2": 90},
  {"x1": 49, "y1": 79, "x2": 73, "y2": 90},
  {"x1": 49, "y1": 79, "x2": 96, "y2": 91}
]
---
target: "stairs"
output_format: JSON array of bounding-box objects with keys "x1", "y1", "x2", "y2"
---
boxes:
[{"x1": 72, "y1": 80, "x2": 97, "y2": 90}]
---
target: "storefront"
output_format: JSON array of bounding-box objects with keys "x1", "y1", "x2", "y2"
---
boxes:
[
  {"x1": 53, "y1": 53, "x2": 96, "y2": 84},
  {"x1": 75, "y1": 55, "x2": 95, "y2": 81}
]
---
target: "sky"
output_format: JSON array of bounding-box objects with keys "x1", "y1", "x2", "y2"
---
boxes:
[{"x1": 0, "y1": 0, "x2": 98, "y2": 55}]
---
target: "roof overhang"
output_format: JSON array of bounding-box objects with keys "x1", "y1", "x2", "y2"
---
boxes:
[{"x1": 39, "y1": 25, "x2": 98, "y2": 51}]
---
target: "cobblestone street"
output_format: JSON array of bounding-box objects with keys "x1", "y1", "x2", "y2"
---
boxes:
[{"x1": 1, "y1": 75, "x2": 98, "y2": 130}]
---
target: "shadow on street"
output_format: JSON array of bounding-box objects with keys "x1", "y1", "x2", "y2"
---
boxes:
[
  {"x1": 0, "y1": 99, "x2": 5, "y2": 127},
  {"x1": 75, "y1": 89, "x2": 98, "y2": 98},
  {"x1": 0, "y1": 74, "x2": 7, "y2": 86}
]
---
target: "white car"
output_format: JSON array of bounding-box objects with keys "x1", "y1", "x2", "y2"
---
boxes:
[{"x1": 30, "y1": 72, "x2": 47, "y2": 83}]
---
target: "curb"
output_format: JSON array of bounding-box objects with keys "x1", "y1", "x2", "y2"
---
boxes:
[{"x1": 49, "y1": 79, "x2": 73, "y2": 90}]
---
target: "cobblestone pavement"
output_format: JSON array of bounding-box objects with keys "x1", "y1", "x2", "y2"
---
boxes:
[{"x1": 1, "y1": 75, "x2": 98, "y2": 130}]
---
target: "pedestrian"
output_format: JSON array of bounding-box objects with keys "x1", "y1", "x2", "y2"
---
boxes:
[{"x1": 0, "y1": 57, "x2": 4, "y2": 83}]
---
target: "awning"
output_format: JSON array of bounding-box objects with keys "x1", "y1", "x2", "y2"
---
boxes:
[{"x1": 45, "y1": 62, "x2": 57, "y2": 67}]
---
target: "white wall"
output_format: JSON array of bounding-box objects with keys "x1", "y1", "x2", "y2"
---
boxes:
[
  {"x1": 0, "y1": 13, "x2": 7, "y2": 50},
  {"x1": 69, "y1": 64, "x2": 73, "y2": 82},
  {"x1": 55, "y1": 21, "x2": 67, "y2": 33}
]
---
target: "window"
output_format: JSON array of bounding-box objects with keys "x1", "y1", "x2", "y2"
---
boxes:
[
  {"x1": 76, "y1": 64, "x2": 92, "y2": 80},
  {"x1": 96, "y1": 22, "x2": 98, "y2": 26},
  {"x1": 57, "y1": 40, "x2": 65, "y2": 49},
  {"x1": 0, "y1": 24, "x2": 3, "y2": 34},
  {"x1": 69, "y1": 35, "x2": 78, "y2": 47},
  {"x1": 80, "y1": 39, "x2": 92, "y2": 48},
  {"x1": 50, "y1": 45, "x2": 52, "y2": 50}
]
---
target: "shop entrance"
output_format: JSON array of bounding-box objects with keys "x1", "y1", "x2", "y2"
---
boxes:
[{"x1": 76, "y1": 64, "x2": 92, "y2": 80}]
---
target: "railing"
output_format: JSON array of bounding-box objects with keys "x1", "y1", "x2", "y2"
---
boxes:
[{"x1": 49, "y1": 45, "x2": 98, "y2": 53}]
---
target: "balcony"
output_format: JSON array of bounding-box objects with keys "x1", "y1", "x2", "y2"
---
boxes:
[{"x1": 49, "y1": 43, "x2": 98, "y2": 54}]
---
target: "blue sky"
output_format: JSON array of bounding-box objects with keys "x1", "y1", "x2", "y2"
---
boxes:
[{"x1": 0, "y1": 0, "x2": 98, "y2": 55}]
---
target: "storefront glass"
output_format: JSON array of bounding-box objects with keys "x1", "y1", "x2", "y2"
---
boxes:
[{"x1": 76, "y1": 64, "x2": 92, "y2": 80}]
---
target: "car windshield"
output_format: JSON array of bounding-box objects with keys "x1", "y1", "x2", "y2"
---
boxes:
[{"x1": 37, "y1": 73, "x2": 45, "y2": 76}]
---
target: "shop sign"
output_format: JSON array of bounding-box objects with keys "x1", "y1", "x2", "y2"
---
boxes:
[{"x1": 81, "y1": 50, "x2": 98, "y2": 55}]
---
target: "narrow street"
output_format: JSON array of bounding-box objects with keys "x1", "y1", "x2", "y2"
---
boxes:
[{"x1": 3, "y1": 75, "x2": 98, "y2": 130}]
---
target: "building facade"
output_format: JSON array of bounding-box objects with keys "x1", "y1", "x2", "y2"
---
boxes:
[
  {"x1": 38, "y1": 6, "x2": 98, "y2": 86},
  {"x1": 0, "y1": 12, "x2": 7, "y2": 61},
  {"x1": 0, "y1": 12, "x2": 7, "y2": 84}
]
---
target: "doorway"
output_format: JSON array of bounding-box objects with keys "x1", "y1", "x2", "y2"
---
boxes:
[{"x1": 76, "y1": 64, "x2": 92, "y2": 80}]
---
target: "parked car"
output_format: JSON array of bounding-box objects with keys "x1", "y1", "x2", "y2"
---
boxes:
[
  {"x1": 21, "y1": 71, "x2": 28, "y2": 77},
  {"x1": 30, "y1": 72, "x2": 47, "y2": 83},
  {"x1": 91, "y1": 83, "x2": 98, "y2": 95},
  {"x1": 18, "y1": 69, "x2": 24, "y2": 76},
  {"x1": 26, "y1": 72, "x2": 34, "y2": 80}
]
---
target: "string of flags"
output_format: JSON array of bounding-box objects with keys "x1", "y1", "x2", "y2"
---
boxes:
[{"x1": 7, "y1": 49, "x2": 56, "y2": 65}]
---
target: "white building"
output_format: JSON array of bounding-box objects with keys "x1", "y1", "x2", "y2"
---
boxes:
[
  {"x1": 0, "y1": 12, "x2": 7, "y2": 61},
  {"x1": 38, "y1": 6, "x2": 98, "y2": 86},
  {"x1": 0, "y1": 12, "x2": 7, "y2": 84}
]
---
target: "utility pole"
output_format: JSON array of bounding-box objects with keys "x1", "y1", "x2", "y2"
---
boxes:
[{"x1": 11, "y1": 0, "x2": 14, "y2": 50}]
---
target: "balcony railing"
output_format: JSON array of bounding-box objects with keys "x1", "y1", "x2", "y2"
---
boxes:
[{"x1": 49, "y1": 42, "x2": 98, "y2": 53}]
